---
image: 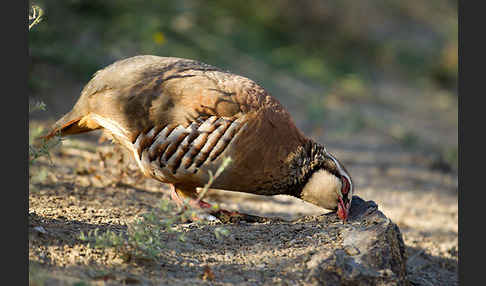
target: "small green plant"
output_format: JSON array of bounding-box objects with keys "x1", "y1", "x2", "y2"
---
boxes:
[
  {"x1": 28, "y1": 100, "x2": 46, "y2": 113},
  {"x1": 29, "y1": 133, "x2": 62, "y2": 166},
  {"x1": 29, "y1": 101, "x2": 63, "y2": 165},
  {"x1": 80, "y1": 157, "x2": 233, "y2": 262},
  {"x1": 29, "y1": 101, "x2": 63, "y2": 195},
  {"x1": 79, "y1": 199, "x2": 188, "y2": 262},
  {"x1": 196, "y1": 156, "x2": 232, "y2": 203},
  {"x1": 29, "y1": 4, "x2": 44, "y2": 31}
]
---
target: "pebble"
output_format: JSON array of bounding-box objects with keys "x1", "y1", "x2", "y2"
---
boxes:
[
  {"x1": 33, "y1": 226, "x2": 47, "y2": 234},
  {"x1": 344, "y1": 245, "x2": 360, "y2": 256}
]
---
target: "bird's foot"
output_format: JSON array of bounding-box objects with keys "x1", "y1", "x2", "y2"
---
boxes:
[{"x1": 208, "y1": 208, "x2": 271, "y2": 224}]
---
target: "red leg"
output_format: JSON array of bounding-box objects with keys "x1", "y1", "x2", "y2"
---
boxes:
[
  {"x1": 169, "y1": 184, "x2": 212, "y2": 209},
  {"x1": 169, "y1": 184, "x2": 182, "y2": 206}
]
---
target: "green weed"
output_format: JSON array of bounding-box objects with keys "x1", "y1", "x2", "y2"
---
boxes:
[
  {"x1": 29, "y1": 101, "x2": 63, "y2": 195},
  {"x1": 28, "y1": 101, "x2": 63, "y2": 166},
  {"x1": 29, "y1": 5, "x2": 43, "y2": 31}
]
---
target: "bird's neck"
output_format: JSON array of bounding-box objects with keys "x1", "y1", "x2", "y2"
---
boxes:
[{"x1": 279, "y1": 140, "x2": 329, "y2": 198}]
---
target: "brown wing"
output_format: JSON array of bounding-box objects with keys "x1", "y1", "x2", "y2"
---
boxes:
[{"x1": 75, "y1": 56, "x2": 266, "y2": 139}]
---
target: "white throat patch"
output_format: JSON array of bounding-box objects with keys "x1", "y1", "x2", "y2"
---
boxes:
[{"x1": 301, "y1": 169, "x2": 342, "y2": 210}]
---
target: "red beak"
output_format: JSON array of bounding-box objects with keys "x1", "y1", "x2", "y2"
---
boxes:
[{"x1": 337, "y1": 197, "x2": 349, "y2": 223}]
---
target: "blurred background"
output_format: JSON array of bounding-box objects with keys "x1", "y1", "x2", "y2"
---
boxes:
[{"x1": 28, "y1": 0, "x2": 458, "y2": 186}]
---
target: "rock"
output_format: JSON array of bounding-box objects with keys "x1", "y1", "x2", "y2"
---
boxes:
[{"x1": 303, "y1": 196, "x2": 409, "y2": 286}]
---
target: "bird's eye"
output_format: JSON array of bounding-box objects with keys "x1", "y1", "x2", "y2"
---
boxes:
[{"x1": 341, "y1": 175, "x2": 350, "y2": 195}]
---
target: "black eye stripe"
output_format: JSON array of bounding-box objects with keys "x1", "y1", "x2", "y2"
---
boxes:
[
  {"x1": 324, "y1": 153, "x2": 351, "y2": 196},
  {"x1": 340, "y1": 176, "x2": 351, "y2": 206},
  {"x1": 341, "y1": 176, "x2": 350, "y2": 195}
]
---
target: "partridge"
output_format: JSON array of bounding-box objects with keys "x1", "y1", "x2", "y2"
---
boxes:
[{"x1": 45, "y1": 55, "x2": 354, "y2": 222}]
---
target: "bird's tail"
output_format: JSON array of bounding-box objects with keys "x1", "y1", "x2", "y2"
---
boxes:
[{"x1": 41, "y1": 108, "x2": 100, "y2": 141}]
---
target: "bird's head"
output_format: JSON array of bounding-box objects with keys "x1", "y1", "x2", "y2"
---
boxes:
[{"x1": 300, "y1": 150, "x2": 353, "y2": 222}]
